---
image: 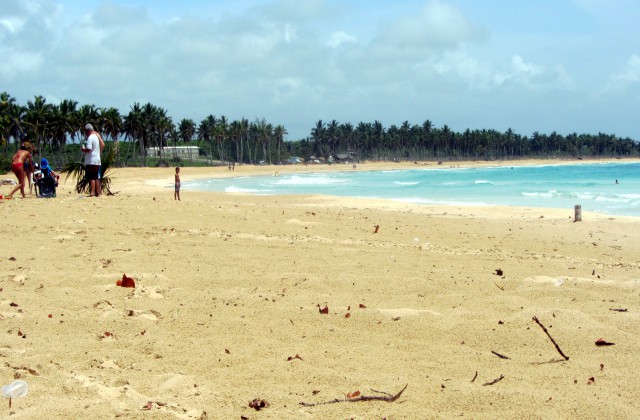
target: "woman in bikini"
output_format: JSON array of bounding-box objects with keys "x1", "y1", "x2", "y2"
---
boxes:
[{"x1": 6, "y1": 145, "x2": 33, "y2": 199}]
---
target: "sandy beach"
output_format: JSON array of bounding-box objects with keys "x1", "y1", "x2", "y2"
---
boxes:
[{"x1": 1, "y1": 159, "x2": 640, "y2": 419}]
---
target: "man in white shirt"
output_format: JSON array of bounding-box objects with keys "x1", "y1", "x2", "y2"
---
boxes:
[{"x1": 81, "y1": 123, "x2": 102, "y2": 197}]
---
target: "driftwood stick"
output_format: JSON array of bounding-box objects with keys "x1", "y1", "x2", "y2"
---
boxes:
[
  {"x1": 370, "y1": 388, "x2": 394, "y2": 397},
  {"x1": 299, "y1": 384, "x2": 408, "y2": 407},
  {"x1": 471, "y1": 371, "x2": 478, "y2": 383},
  {"x1": 491, "y1": 350, "x2": 510, "y2": 360},
  {"x1": 482, "y1": 374, "x2": 504, "y2": 386},
  {"x1": 532, "y1": 316, "x2": 569, "y2": 361}
]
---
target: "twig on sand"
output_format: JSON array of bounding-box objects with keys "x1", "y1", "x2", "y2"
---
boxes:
[
  {"x1": 491, "y1": 350, "x2": 510, "y2": 360},
  {"x1": 493, "y1": 281, "x2": 505, "y2": 291},
  {"x1": 482, "y1": 374, "x2": 504, "y2": 386},
  {"x1": 532, "y1": 316, "x2": 569, "y2": 361},
  {"x1": 299, "y1": 384, "x2": 408, "y2": 407},
  {"x1": 471, "y1": 371, "x2": 478, "y2": 383}
]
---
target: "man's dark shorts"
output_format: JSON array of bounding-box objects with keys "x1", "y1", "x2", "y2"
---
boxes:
[{"x1": 86, "y1": 164, "x2": 100, "y2": 181}]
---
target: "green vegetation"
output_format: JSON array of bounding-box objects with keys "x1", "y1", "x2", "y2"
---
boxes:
[
  {"x1": 62, "y1": 145, "x2": 116, "y2": 195},
  {"x1": 2, "y1": 91, "x2": 638, "y2": 172}
]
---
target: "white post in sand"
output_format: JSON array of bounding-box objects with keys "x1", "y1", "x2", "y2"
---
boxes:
[{"x1": 574, "y1": 205, "x2": 582, "y2": 222}]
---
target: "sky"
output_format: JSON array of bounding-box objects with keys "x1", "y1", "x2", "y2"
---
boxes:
[{"x1": 1, "y1": 0, "x2": 639, "y2": 140}]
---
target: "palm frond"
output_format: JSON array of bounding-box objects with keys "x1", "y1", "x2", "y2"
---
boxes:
[{"x1": 61, "y1": 145, "x2": 117, "y2": 195}]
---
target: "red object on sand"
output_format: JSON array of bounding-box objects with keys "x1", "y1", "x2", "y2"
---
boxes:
[{"x1": 119, "y1": 274, "x2": 136, "y2": 288}]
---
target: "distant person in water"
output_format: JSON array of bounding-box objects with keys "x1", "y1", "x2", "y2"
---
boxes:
[
  {"x1": 174, "y1": 167, "x2": 181, "y2": 201},
  {"x1": 615, "y1": 179, "x2": 619, "y2": 184}
]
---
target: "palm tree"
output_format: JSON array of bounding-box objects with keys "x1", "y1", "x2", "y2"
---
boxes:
[
  {"x1": 339, "y1": 122, "x2": 354, "y2": 155},
  {"x1": 178, "y1": 118, "x2": 196, "y2": 143},
  {"x1": 98, "y1": 107, "x2": 122, "y2": 141},
  {"x1": 157, "y1": 111, "x2": 174, "y2": 162},
  {"x1": 311, "y1": 120, "x2": 326, "y2": 158},
  {"x1": 141, "y1": 102, "x2": 157, "y2": 157},
  {"x1": 1, "y1": 92, "x2": 25, "y2": 156},
  {"x1": 265, "y1": 122, "x2": 273, "y2": 164},
  {"x1": 123, "y1": 102, "x2": 144, "y2": 165},
  {"x1": 274, "y1": 124, "x2": 287, "y2": 164},
  {"x1": 49, "y1": 99, "x2": 78, "y2": 165},
  {"x1": 24, "y1": 95, "x2": 54, "y2": 153},
  {"x1": 150, "y1": 106, "x2": 172, "y2": 161},
  {"x1": 372, "y1": 120, "x2": 384, "y2": 160},
  {"x1": 178, "y1": 118, "x2": 196, "y2": 161},
  {"x1": 216, "y1": 115, "x2": 229, "y2": 163},
  {"x1": 240, "y1": 117, "x2": 249, "y2": 164},
  {"x1": 98, "y1": 107, "x2": 122, "y2": 165},
  {"x1": 198, "y1": 115, "x2": 217, "y2": 164},
  {"x1": 326, "y1": 120, "x2": 339, "y2": 157},
  {"x1": 229, "y1": 120, "x2": 242, "y2": 164},
  {"x1": 355, "y1": 121, "x2": 370, "y2": 157},
  {"x1": 76, "y1": 104, "x2": 98, "y2": 141}
]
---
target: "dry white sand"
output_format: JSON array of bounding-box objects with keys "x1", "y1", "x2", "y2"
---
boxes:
[{"x1": 1, "y1": 159, "x2": 639, "y2": 419}]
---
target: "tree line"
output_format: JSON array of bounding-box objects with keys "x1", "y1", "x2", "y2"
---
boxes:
[{"x1": 2, "y1": 91, "x2": 638, "y2": 170}]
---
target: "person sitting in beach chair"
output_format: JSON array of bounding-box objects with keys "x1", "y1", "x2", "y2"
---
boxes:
[{"x1": 34, "y1": 158, "x2": 58, "y2": 198}]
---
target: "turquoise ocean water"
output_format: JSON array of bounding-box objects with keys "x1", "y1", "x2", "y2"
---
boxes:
[{"x1": 184, "y1": 162, "x2": 640, "y2": 217}]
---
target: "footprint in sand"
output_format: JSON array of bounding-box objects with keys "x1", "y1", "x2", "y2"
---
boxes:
[
  {"x1": 10, "y1": 274, "x2": 26, "y2": 284},
  {"x1": 93, "y1": 300, "x2": 120, "y2": 320},
  {"x1": 72, "y1": 372, "x2": 207, "y2": 418},
  {"x1": 131, "y1": 284, "x2": 165, "y2": 299},
  {"x1": 127, "y1": 309, "x2": 161, "y2": 320},
  {"x1": 72, "y1": 373, "x2": 126, "y2": 400}
]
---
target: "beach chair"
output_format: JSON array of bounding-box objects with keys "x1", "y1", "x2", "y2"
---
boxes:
[
  {"x1": 36, "y1": 175, "x2": 57, "y2": 198},
  {"x1": 36, "y1": 158, "x2": 58, "y2": 198}
]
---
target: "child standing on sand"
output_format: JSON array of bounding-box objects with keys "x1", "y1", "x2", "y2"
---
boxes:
[{"x1": 174, "y1": 167, "x2": 181, "y2": 201}]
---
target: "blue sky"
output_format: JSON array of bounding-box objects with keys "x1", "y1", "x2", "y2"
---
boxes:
[{"x1": 1, "y1": 0, "x2": 639, "y2": 140}]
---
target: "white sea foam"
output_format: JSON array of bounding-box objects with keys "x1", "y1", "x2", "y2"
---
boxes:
[
  {"x1": 394, "y1": 181, "x2": 420, "y2": 186},
  {"x1": 619, "y1": 193, "x2": 640, "y2": 199},
  {"x1": 273, "y1": 175, "x2": 347, "y2": 186},
  {"x1": 522, "y1": 191, "x2": 554, "y2": 198},
  {"x1": 474, "y1": 180, "x2": 496, "y2": 185},
  {"x1": 225, "y1": 186, "x2": 265, "y2": 193},
  {"x1": 594, "y1": 195, "x2": 629, "y2": 203}
]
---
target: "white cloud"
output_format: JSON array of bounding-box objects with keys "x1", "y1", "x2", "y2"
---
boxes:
[
  {"x1": 0, "y1": 17, "x2": 25, "y2": 34},
  {"x1": 612, "y1": 54, "x2": 640, "y2": 82},
  {"x1": 600, "y1": 54, "x2": 640, "y2": 94},
  {"x1": 428, "y1": 50, "x2": 573, "y2": 93},
  {"x1": 376, "y1": 0, "x2": 487, "y2": 53},
  {"x1": 0, "y1": 50, "x2": 43, "y2": 79},
  {"x1": 283, "y1": 24, "x2": 296, "y2": 43},
  {"x1": 327, "y1": 31, "x2": 357, "y2": 48},
  {"x1": 431, "y1": 49, "x2": 487, "y2": 86}
]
